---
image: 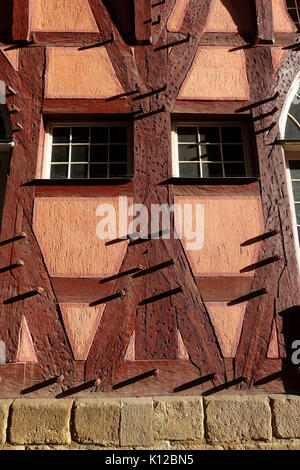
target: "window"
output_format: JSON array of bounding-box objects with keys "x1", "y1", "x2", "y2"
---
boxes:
[
  {"x1": 172, "y1": 123, "x2": 251, "y2": 178},
  {"x1": 287, "y1": 158, "x2": 300, "y2": 245},
  {"x1": 42, "y1": 123, "x2": 132, "y2": 179},
  {"x1": 285, "y1": 85, "x2": 300, "y2": 140},
  {"x1": 286, "y1": 0, "x2": 300, "y2": 31}
]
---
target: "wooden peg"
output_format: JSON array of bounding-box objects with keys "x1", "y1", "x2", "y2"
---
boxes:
[
  {"x1": 153, "y1": 369, "x2": 159, "y2": 377},
  {"x1": 10, "y1": 104, "x2": 21, "y2": 113},
  {"x1": 56, "y1": 375, "x2": 64, "y2": 383},
  {"x1": 6, "y1": 85, "x2": 18, "y2": 96},
  {"x1": 270, "y1": 229, "x2": 279, "y2": 235},
  {"x1": 35, "y1": 287, "x2": 45, "y2": 295},
  {"x1": 120, "y1": 289, "x2": 126, "y2": 297},
  {"x1": 15, "y1": 260, "x2": 24, "y2": 266},
  {"x1": 273, "y1": 255, "x2": 281, "y2": 261},
  {"x1": 20, "y1": 232, "x2": 27, "y2": 239},
  {"x1": 94, "y1": 378, "x2": 101, "y2": 387},
  {"x1": 137, "y1": 264, "x2": 143, "y2": 270},
  {"x1": 15, "y1": 122, "x2": 24, "y2": 130}
]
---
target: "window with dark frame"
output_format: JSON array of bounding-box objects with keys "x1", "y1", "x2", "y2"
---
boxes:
[
  {"x1": 286, "y1": 0, "x2": 300, "y2": 30},
  {"x1": 45, "y1": 124, "x2": 132, "y2": 179},
  {"x1": 173, "y1": 123, "x2": 250, "y2": 178}
]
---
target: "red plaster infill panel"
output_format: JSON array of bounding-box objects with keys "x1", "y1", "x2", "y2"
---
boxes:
[
  {"x1": 33, "y1": 197, "x2": 132, "y2": 278},
  {"x1": 205, "y1": 302, "x2": 246, "y2": 358},
  {"x1": 178, "y1": 47, "x2": 250, "y2": 101},
  {"x1": 16, "y1": 316, "x2": 38, "y2": 364},
  {"x1": 31, "y1": 0, "x2": 99, "y2": 32},
  {"x1": 45, "y1": 48, "x2": 124, "y2": 99},
  {"x1": 174, "y1": 196, "x2": 264, "y2": 277},
  {"x1": 272, "y1": 0, "x2": 297, "y2": 33},
  {"x1": 60, "y1": 303, "x2": 105, "y2": 360}
]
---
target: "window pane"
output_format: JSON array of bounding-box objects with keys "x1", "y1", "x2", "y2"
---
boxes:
[
  {"x1": 295, "y1": 203, "x2": 300, "y2": 224},
  {"x1": 90, "y1": 145, "x2": 108, "y2": 162},
  {"x1": 50, "y1": 165, "x2": 68, "y2": 178},
  {"x1": 110, "y1": 127, "x2": 127, "y2": 143},
  {"x1": 287, "y1": 0, "x2": 295, "y2": 8},
  {"x1": 178, "y1": 145, "x2": 199, "y2": 162},
  {"x1": 52, "y1": 127, "x2": 70, "y2": 143},
  {"x1": 91, "y1": 127, "x2": 108, "y2": 143},
  {"x1": 290, "y1": 160, "x2": 300, "y2": 179},
  {"x1": 51, "y1": 146, "x2": 69, "y2": 163},
  {"x1": 293, "y1": 181, "x2": 300, "y2": 201},
  {"x1": 223, "y1": 144, "x2": 245, "y2": 161},
  {"x1": 199, "y1": 127, "x2": 219, "y2": 143},
  {"x1": 110, "y1": 164, "x2": 127, "y2": 177},
  {"x1": 110, "y1": 145, "x2": 128, "y2": 162},
  {"x1": 177, "y1": 127, "x2": 197, "y2": 143},
  {"x1": 90, "y1": 164, "x2": 108, "y2": 178},
  {"x1": 285, "y1": 118, "x2": 300, "y2": 140},
  {"x1": 202, "y1": 163, "x2": 223, "y2": 177},
  {"x1": 72, "y1": 127, "x2": 89, "y2": 143},
  {"x1": 179, "y1": 163, "x2": 199, "y2": 177},
  {"x1": 70, "y1": 165, "x2": 88, "y2": 178},
  {"x1": 71, "y1": 146, "x2": 88, "y2": 162},
  {"x1": 224, "y1": 163, "x2": 246, "y2": 177},
  {"x1": 200, "y1": 145, "x2": 221, "y2": 161},
  {"x1": 221, "y1": 126, "x2": 242, "y2": 143}
]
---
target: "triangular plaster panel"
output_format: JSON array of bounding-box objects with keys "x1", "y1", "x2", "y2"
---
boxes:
[{"x1": 16, "y1": 316, "x2": 38, "y2": 363}]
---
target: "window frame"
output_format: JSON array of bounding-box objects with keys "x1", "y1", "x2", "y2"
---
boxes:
[
  {"x1": 286, "y1": 0, "x2": 300, "y2": 31},
  {"x1": 171, "y1": 121, "x2": 253, "y2": 178},
  {"x1": 286, "y1": 151, "x2": 300, "y2": 259},
  {"x1": 42, "y1": 121, "x2": 133, "y2": 180}
]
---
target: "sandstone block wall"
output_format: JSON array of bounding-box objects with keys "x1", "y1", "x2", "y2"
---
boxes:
[{"x1": 0, "y1": 395, "x2": 300, "y2": 450}]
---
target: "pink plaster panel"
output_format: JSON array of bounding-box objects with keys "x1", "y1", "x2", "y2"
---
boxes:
[
  {"x1": 124, "y1": 331, "x2": 135, "y2": 361},
  {"x1": 178, "y1": 47, "x2": 250, "y2": 101},
  {"x1": 16, "y1": 316, "x2": 38, "y2": 363},
  {"x1": 0, "y1": 47, "x2": 19, "y2": 71},
  {"x1": 176, "y1": 329, "x2": 189, "y2": 359},
  {"x1": 31, "y1": 0, "x2": 99, "y2": 32},
  {"x1": 60, "y1": 303, "x2": 105, "y2": 361},
  {"x1": 272, "y1": 0, "x2": 297, "y2": 33},
  {"x1": 266, "y1": 320, "x2": 279, "y2": 359},
  {"x1": 33, "y1": 197, "x2": 132, "y2": 278},
  {"x1": 271, "y1": 48, "x2": 288, "y2": 74},
  {"x1": 167, "y1": 0, "x2": 189, "y2": 32},
  {"x1": 205, "y1": 0, "x2": 238, "y2": 33},
  {"x1": 45, "y1": 47, "x2": 124, "y2": 99},
  {"x1": 206, "y1": 302, "x2": 247, "y2": 358},
  {"x1": 174, "y1": 196, "x2": 264, "y2": 277}
]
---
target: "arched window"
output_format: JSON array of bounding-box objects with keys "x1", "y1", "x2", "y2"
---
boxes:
[{"x1": 286, "y1": 0, "x2": 300, "y2": 31}]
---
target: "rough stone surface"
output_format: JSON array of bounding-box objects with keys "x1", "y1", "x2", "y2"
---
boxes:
[
  {"x1": 9, "y1": 399, "x2": 73, "y2": 445},
  {"x1": 0, "y1": 400, "x2": 12, "y2": 444},
  {"x1": 153, "y1": 397, "x2": 204, "y2": 441},
  {"x1": 272, "y1": 396, "x2": 300, "y2": 438},
  {"x1": 73, "y1": 398, "x2": 121, "y2": 445},
  {"x1": 120, "y1": 398, "x2": 153, "y2": 447},
  {"x1": 205, "y1": 395, "x2": 272, "y2": 443}
]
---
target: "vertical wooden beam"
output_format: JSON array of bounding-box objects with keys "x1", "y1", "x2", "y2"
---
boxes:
[
  {"x1": 134, "y1": 0, "x2": 152, "y2": 44},
  {"x1": 255, "y1": 0, "x2": 274, "y2": 44},
  {"x1": 12, "y1": 0, "x2": 31, "y2": 42}
]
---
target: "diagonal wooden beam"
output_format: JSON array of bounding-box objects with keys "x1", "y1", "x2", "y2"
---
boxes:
[{"x1": 12, "y1": 0, "x2": 31, "y2": 42}]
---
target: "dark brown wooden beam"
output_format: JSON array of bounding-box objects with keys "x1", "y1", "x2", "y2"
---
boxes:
[
  {"x1": 172, "y1": 100, "x2": 251, "y2": 115},
  {"x1": 12, "y1": 0, "x2": 31, "y2": 42},
  {"x1": 255, "y1": 0, "x2": 274, "y2": 44}
]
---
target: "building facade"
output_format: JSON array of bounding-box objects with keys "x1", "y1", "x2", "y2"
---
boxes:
[{"x1": 0, "y1": 0, "x2": 299, "y2": 402}]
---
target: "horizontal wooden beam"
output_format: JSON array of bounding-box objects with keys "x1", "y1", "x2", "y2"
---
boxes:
[
  {"x1": 43, "y1": 99, "x2": 132, "y2": 115},
  {"x1": 172, "y1": 100, "x2": 251, "y2": 115}
]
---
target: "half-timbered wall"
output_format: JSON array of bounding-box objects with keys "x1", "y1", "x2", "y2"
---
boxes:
[{"x1": 0, "y1": 0, "x2": 299, "y2": 398}]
